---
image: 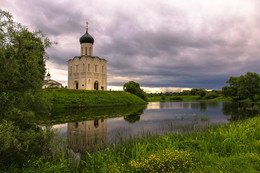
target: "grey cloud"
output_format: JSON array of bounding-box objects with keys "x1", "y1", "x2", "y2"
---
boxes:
[{"x1": 2, "y1": 0, "x2": 260, "y2": 89}]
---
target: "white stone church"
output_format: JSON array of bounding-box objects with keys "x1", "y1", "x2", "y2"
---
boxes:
[{"x1": 68, "y1": 23, "x2": 107, "y2": 90}]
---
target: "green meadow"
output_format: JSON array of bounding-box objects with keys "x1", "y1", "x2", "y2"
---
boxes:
[{"x1": 44, "y1": 88, "x2": 147, "y2": 108}]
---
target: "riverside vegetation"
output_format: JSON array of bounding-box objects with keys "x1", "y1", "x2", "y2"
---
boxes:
[
  {"x1": 1, "y1": 9, "x2": 260, "y2": 172},
  {"x1": 4, "y1": 115, "x2": 259, "y2": 172}
]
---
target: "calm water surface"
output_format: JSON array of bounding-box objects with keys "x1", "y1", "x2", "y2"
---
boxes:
[{"x1": 52, "y1": 101, "x2": 259, "y2": 153}]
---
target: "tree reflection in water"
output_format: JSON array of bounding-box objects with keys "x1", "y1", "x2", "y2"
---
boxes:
[
  {"x1": 222, "y1": 102, "x2": 260, "y2": 121},
  {"x1": 123, "y1": 109, "x2": 145, "y2": 123}
]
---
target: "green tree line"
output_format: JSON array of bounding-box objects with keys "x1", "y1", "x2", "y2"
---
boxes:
[{"x1": 222, "y1": 72, "x2": 260, "y2": 101}]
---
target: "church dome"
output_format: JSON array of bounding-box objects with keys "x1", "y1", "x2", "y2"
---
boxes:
[{"x1": 80, "y1": 30, "x2": 94, "y2": 44}]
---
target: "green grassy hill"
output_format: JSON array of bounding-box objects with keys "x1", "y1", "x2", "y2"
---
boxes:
[{"x1": 44, "y1": 88, "x2": 147, "y2": 108}]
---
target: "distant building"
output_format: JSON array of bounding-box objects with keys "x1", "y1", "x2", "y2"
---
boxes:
[
  {"x1": 68, "y1": 22, "x2": 107, "y2": 90},
  {"x1": 43, "y1": 71, "x2": 62, "y2": 88}
]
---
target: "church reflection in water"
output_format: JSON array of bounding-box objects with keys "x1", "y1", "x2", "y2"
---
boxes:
[{"x1": 67, "y1": 119, "x2": 107, "y2": 153}]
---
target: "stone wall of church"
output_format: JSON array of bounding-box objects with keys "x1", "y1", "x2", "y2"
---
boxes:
[{"x1": 68, "y1": 56, "x2": 107, "y2": 90}]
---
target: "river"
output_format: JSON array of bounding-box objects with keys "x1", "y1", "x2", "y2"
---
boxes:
[{"x1": 50, "y1": 101, "x2": 259, "y2": 153}]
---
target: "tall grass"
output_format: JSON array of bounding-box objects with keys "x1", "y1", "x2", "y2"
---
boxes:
[
  {"x1": 8, "y1": 116, "x2": 260, "y2": 172},
  {"x1": 79, "y1": 116, "x2": 259, "y2": 172}
]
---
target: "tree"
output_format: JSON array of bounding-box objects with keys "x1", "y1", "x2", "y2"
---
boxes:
[
  {"x1": 238, "y1": 72, "x2": 260, "y2": 101},
  {"x1": 0, "y1": 9, "x2": 52, "y2": 122},
  {"x1": 0, "y1": 9, "x2": 54, "y2": 167},
  {"x1": 181, "y1": 90, "x2": 191, "y2": 96},
  {"x1": 197, "y1": 88, "x2": 207, "y2": 97},
  {"x1": 190, "y1": 88, "x2": 198, "y2": 95},
  {"x1": 225, "y1": 76, "x2": 241, "y2": 100},
  {"x1": 223, "y1": 72, "x2": 260, "y2": 101},
  {"x1": 123, "y1": 81, "x2": 147, "y2": 101}
]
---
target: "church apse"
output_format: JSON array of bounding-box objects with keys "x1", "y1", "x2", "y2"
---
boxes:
[{"x1": 67, "y1": 119, "x2": 107, "y2": 153}]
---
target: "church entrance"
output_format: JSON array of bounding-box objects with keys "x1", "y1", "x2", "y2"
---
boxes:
[
  {"x1": 74, "y1": 81, "x2": 79, "y2": 89},
  {"x1": 94, "y1": 81, "x2": 99, "y2": 90}
]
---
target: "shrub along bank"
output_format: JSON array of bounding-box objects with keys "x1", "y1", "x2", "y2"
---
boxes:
[{"x1": 44, "y1": 88, "x2": 147, "y2": 108}]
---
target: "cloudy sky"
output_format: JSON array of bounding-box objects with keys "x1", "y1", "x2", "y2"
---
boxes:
[{"x1": 1, "y1": 0, "x2": 260, "y2": 92}]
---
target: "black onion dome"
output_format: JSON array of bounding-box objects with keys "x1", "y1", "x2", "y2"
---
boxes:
[{"x1": 80, "y1": 30, "x2": 94, "y2": 44}]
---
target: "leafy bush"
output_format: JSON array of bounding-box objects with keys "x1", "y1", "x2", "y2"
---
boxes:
[
  {"x1": 254, "y1": 95, "x2": 260, "y2": 101},
  {"x1": 203, "y1": 92, "x2": 219, "y2": 99},
  {"x1": 0, "y1": 120, "x2": 56, "y2": 168},
  {"x1": 161, "y1": 95, "x2": 166, "y2": 101}
]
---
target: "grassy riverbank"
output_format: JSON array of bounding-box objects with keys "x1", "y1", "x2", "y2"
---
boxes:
[
  {"x1": 15, "y1": 116, "x2": 259, "y2": 173},
  {"x1": 44, "y1": 88, "x2": 147, "y2": 108}
]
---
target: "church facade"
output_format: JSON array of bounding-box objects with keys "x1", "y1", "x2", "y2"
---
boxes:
[{"x1": 68, "y1": 23, "x2": 107, "y2": 90}]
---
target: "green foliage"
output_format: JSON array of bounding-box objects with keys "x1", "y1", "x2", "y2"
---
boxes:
[
  {"x1": 38, "y1": 104, "x2": 147, "y2": 125},
  {"x1": 0, "y1": 120, "x2": 56, "y2": 168},
  {"x1": 222, "y1": 102, "x2": 259, "y2": 121},
  {"x1": 126, "y1": 149, "x2": 198, "y2": 172},
  {"x1": 0, "y1": 9, "x2": 52, "y2": 122},
  {"x1": 203, "y1": 92, "x2": 219, "y2": 99},
  {"x1": 223, "y1": 72, "x2": 260, "y2": 101},
  {"x1": 197, "y1": 88, "x2": 207, "y2": 97},
  {"x1": 201, "y1": 116, "x2": 210, "y2": 122},
  {"x1": 6, "y1": 115, "x2": 260, "y2": 172},
  {"x1": 181, "y1": 90, "x2": 191, "y2": 95},
  {"x1": 170, "y1": 96, "x2": 183, "y2": 101},
  {"x1": 190, "y1": 88, "x2": 199, "y2": 95},
  {"x1": 239, "y1": 72, "x2": 260, "y2": 101},
  {"x1": 44, "y1": 88, "x2": 147, "y2": 109},
  {"x1": 124, "y1": 108, "x2": 144, "y2": 123},
  {"x1": 161, "y1": 95, "x2": 166, "y2": 101},
  {"x1": 77, "y1": 116, "x2": 260, "y2": 173},
  {"x1": 0, "y1": 9, "x2": 54, "y2": 168},
  {"x1": 123, "y1": 81, "x2": 148, "y2": 101}
]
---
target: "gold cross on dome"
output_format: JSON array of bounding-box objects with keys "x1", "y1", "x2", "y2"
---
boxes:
[{"x1": 86, "y1": 22, "x2": 88, "y2": 30}]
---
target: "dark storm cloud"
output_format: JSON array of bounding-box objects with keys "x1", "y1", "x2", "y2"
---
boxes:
[{"x1": 1, "y1": 0, "x2": 260, "y2": 89}]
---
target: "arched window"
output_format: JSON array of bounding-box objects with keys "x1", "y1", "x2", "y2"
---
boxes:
[
  {"x1": 94, "y1": 81, "x2": 99, "y2": 90},
  {"x1": 89, "y1": 47, "x2": 92, "y2": 56},
  {"x1": 85, "y1": 47, "x2": 88, "y2": 55},
  {"x1": 76, "y1": 65, "x2": 79, "y2": 72},
  {"x1": 94, "y1": 120, "x2": 99, "y2": 128},
  {"x1": 102, "y1": 66, "x2": 104, "y2": 73},
  {"x1": 95, "y1": 65, "x2": 97, "y2": 72}
]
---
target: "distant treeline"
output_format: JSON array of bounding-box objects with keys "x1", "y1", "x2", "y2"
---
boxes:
[{"x1": 148, "y1": 72, "x2": 260, "y2": 102}]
